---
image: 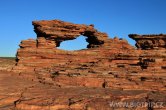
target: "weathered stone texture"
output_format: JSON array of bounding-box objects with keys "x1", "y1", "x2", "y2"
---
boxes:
[
  {"x1": 1, "y1": 70, "x2": 166, "y2": 110},
  {"x1": 0, "y1": 19, "x2": 163, "y2": 110},
  {"x1": 129, "y1": 34, "x2": 166, "y2": 49},
  {"x1": 13, "y1": 20, "x2": 166, "y2": 91},
  {"x1": 33, "y1": 20, "x2": 108, "y2": 48}
]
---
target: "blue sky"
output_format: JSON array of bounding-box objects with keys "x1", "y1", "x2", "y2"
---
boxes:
[{"x1": 0, "y1": 0, "x2": 166, "y2": 57}]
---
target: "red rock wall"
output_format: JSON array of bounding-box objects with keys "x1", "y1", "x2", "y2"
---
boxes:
[{"x1": 13, "y1": 20, "x2": 166, "y2": 90}]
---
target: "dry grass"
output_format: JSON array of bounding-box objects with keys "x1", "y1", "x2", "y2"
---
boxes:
[{"x1": 0, "y1": 57, "x2": 16, "y2": 71}]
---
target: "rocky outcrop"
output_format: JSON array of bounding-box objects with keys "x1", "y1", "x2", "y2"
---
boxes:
[
  {"x1": 13, "y1": 19, "x2": 133, "y2": 73},
  {"x1": 0, "y1": 19, "x2": 164, "y2": 110},
  {"x1": 129, "y1": 34, "x2": 166, "y2": 49},
  {"x1": 13, "y1": 20, "x2": 166, "y2": 91},
  {"x1": 33, "y1": 20, "x2": 108, "y2": 48}
]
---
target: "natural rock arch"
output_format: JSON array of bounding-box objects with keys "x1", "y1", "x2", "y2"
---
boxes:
[
  {"x1": 13, "y1": 19, "x2": 136, "y2": 73},
  {"x1": 12, "y1": 19, "x2": 166, "y2": 99},
  {"x1": 33, "y1": 20, "x2": 108, "y2": 48}
]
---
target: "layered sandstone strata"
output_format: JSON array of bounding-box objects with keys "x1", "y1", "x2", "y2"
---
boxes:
[
  {"x1": 1, "y1": 70, "x2": 166, "y2": 110},
  {"x1": 13, "y1": 20, "x2": 166, "y2": 91},
  {"x1": 3, "y1": 19, "x2": 164, "y2": 110},
  {"x1": 129, "y1": 34, "x2": 166, "y2": 49},
  {"x1": 33, "y1": 20, "x2": 108, "y2": 48}
]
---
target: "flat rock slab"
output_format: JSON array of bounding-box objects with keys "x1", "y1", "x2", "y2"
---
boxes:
[{"x1": 0, "y1": 71, "x2": 166, "y2": 110}]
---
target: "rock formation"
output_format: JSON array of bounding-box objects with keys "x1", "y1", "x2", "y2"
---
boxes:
[
  {"x1": 13, "y1": 19, "x2": 133, "y2": 73},
  {"x1": 129, "y1": 34, "x2": 166, "y2": 49},
  {"x1": 33, "y1": 20, "x2": 108, "y2": 48},
  {"x1": 0, "y1": 19, "x2": 162, "y2": 110},
  {"x1": 13, "y1": 20, "x2": 166, "y2": 91}
]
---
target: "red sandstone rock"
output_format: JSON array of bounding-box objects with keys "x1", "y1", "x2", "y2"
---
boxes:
[
  {"x1": 12, "y1": 20, "x2": 166, "y2": 91},
  {"x1": 129, "y1": 34, "x2": 166, "y2": 49},
  {"x1": 13, "y1": 21, "x2": 166, "y2": 90},
  {"x1": 0, "y1": 70, "x2": 166, "y2": 110},
  {"x1": 33, "y1": 20, "x2": 108, "y2": 48}
]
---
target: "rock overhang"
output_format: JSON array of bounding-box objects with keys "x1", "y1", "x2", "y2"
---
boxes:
[{"x1": 129, "y1": 34, "x2": 166, "y2": 49}]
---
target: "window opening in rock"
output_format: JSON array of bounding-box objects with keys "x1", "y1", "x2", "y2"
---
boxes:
[{"x1": 57, "y1": 35, "x2": 88, "y2": 50}]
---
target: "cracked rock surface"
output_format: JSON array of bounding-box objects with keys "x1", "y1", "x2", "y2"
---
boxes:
[
  {"x1": 0, "y1": 69, "x2": 166, "y2": 110},
  {"x1": 1, "y1": 20, "x2": 166, "y2": 110}
]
